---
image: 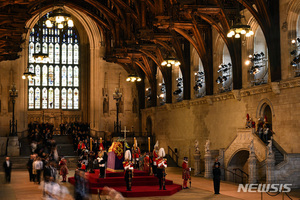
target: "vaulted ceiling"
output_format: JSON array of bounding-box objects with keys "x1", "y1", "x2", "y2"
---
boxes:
[{"x1": 0, "y1": 0, "x2": 281, "y2": 105}]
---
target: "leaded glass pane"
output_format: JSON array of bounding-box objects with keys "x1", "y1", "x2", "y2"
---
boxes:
[
  {"x1": 68, "y1": 44, "x2": 73, "y2": 64},
  {"x1": 55, "y1": 88, "x2": 60, "y2": 109},
  {"x1": 29, "y1": 65, "x2": 34, "y2": 86},
  {"x1": 49, "y1": 88, "x2": 54, "y2": 109},
  {"x1": 49, "y1": 43, "x2": 54, "y2": 63},
  {"x1": 35, "y1": 88, "x2": 40, "y2": 109},
  {"x1": 55, "y1": 65, "x2": 60, "y2": 86},
  {"x1": 29, "y1": 42, "x2": 34, "y2": 63},
  {"x1": 68, "y1": 88, "x2": 73, "y2": 109},
  {"x1": 42, "y1": 65, "x2": 48, "y2": 86},
  {"x1": 68, "y1": 66, "x2": 73, "y2": 86},
  {"x1": 35, "y1": 42, "x2": 40, "y2": 53},
  {"x1": 62, "y1": 66, "x2": 67, "y2": 86},
  {"x1": 35, "y1": 65, "x2": 40, "y2": 86},
  {"x1": 74, "y1": 89, "x2": 79, "y2": 109},
  {"x1": 74, "y1": 66, "x2": 79, "y2": 87},
  {"x1": 29, "y1": 88, "x2": 34, "y2": 109},
  {"x1": 42, "y1": 42, "x2": 47, "y2": 54},
  {"x1": 55, "y1": 43, "x2": 60, "y2": 64},
  {"x1": 62, "y1": 88, "x2": 67, "y2": 109},
  {"x1": 42, "y1": 88, "x2": 47, "y2": 109},
  {"x1": 74, "y1": 44, "x2": 79, "y2": 64},
  {"x1": 62, "y1": 43, "x2": 67, "y2": 64},
  {"x1": 49, "y1": 65, "x2": 54, "y2": 86}
]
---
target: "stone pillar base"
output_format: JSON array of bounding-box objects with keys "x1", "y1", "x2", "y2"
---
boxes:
[
  {"x1": 204, "y1": 152, "x2": 212, "y2": 178},
  {"x1": 7, "y1": 136, "x2": 20, "y2": 157}
]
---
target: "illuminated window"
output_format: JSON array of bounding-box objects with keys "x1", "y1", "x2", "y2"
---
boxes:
[{"x1": 28, "y1": 14, "x2": 80, "y2": 110}]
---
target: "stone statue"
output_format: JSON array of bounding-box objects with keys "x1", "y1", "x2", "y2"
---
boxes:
[
  {"x1": 249, "y1": 140, "x2": 255, "y2": 155},
  {"x1": 194, "y1": 140, "x2": 200, "y2": 153},
  {"x1": 205, "y1": 140, "x2": 210, "y2": 153},
  {"x1": 267, "y1": 137, "x2": 273, "y2": 155}
]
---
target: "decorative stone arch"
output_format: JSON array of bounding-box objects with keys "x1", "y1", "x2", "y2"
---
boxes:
[
  {"x1": 226, "y1": 148, "x2": 249, "y2": 168},
  {"x1": 256, "y1": 98, "x2": 275, "y2": 120},
  {"x1": 286, "y1": 0, "x2": 300, "y2": 40},
  {"x1": 226, "y1": 149, "x2": 250, "y2": 183},
  {"x1": 23, "y1": 6, "x2": 105, "y2": 130}
]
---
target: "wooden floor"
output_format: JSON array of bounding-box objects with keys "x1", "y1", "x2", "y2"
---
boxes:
[{"x1": 0, "y1": 168, "x2": 299, "y2": 200}]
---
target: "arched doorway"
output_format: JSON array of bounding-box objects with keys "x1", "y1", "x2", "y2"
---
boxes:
[
  {"x1": 263, "y1": 104, "x2": 272, "y2": 128},
  {"x1": 227, "y1": 150, "x2": 250, "y2": 184}
]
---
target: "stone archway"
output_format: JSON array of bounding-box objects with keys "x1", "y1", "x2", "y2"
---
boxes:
[{"x1": 227, "y1": 150, "x2": 250, "y2": 183}]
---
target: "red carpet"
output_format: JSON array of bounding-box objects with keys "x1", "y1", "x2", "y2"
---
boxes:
[{"x1": 68, "y1": 169, "x2": 182, "y2": 197}]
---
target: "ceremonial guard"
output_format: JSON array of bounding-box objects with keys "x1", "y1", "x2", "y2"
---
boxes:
[
  {"x1": 182, "y1": 157, "x2": 191, "y2": 189},
  {"x1": 97, "y1": 144, "x2": 108, "y2": 178},
  {"x1": 123, "y1": 150, "x2": 134, "y2": 191},
  {"x1": 132, "y1": 139, "x2": 141, "y2": 169},
  {"x1": 144, "y1": 152, "x2": 151, "y2": 175},
  {"x1": 152, "y1": 141, "x2": 159, "y2": 176},
  {"x1": 157, "y1": 148, "x2": 167, "y2": 190}
]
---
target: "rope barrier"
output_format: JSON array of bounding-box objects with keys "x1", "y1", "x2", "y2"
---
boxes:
[
  {"x1": 265, "y1": 191, "x2": 280, "y2": 196},
  {"x1": 284, "y1": 192, "x2": 294, "y2": 200}
]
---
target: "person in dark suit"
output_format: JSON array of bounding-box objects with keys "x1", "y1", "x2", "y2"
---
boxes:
[
  {"x1": 3, "y1": 157, "x2": 12, "y2": 183},
  {"x1": 213, "y1": 163, "x2": 221, "y2": 194}
]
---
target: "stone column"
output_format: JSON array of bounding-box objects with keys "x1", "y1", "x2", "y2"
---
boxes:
[
  {"x1": 7, "y1": 136, "x2": 20, "y2": 156},
  {"x1": 266, "y1": 153, "x2": 275, "y2": 184},
  {"x1": 204, "y1": 152, "x2": 212, "y2": 178},
  {"x1": 194, "y1": 151, "x2": 201, "y2": 176},
  {"x1": 248, "y1": 152, "x2": 257, "y2": 183}
]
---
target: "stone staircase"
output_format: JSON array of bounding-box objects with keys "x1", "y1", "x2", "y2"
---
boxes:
[
  {"x1": 165, "y1": 154, "x2": 179, "y2": 167},
  {"x1": 272, "y1": 144, "x2": 284, "y2": 165},
  {"x1": 19, "y1": 137, "x2": 32, "y2": 156}
]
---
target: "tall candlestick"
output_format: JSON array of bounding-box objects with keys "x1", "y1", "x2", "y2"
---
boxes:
[
  {"x1": 90, "y1": 137, "x2": 93, "y2": 151},
  {"x1": 100, "y1": 137, "x2": 102, "y2": 144},
  {"x1": 148, "y1": 137, "x2": 150, "y2": 152},
  {"x1": 134, "y1": 137, "x2": 136, "y2": 149}
]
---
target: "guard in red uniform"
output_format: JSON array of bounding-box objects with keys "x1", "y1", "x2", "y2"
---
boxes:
[
  {"x1": 144, "y1": 152, "x2": 150, "y2": 175},
  {"x1": 123, "y1": 150, "x2": 134, "y2": 191},
  {"x1": 157, "y1": 148, "x2": 167, "y2": 190},
  {"x1": 59, "y1": 157, "x2": 69, "y2": 182},
  {"x1": 132, "y1": 141, "x2": 141, "y2": 169},
  {"x1": 152, "y1": 141, "x2": 159, "y2": 176},
  {"x1": 182, "y1": 157, "x2": 190, "y2": 189}
]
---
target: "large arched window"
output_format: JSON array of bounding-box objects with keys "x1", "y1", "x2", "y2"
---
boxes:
[{"x1": 28, "y1": 14, "x2": 80, "y2": 110}]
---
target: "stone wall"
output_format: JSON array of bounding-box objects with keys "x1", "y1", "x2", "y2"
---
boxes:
[{"x1": 142, "y1": 78, "x2": 300, "y2": 169}]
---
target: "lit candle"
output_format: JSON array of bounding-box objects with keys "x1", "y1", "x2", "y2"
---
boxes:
[
  {"x1": 148, "y1": 137, "x2": 150, "y2": 152},
  {"x1": 90, "y1": 137, "x2": 93, "y2": 151}
]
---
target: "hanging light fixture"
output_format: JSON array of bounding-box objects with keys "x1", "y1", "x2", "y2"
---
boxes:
[
  {"x1": 161, "y1": 54, "x2": 181, "y2": 67},
  {"x1": 126, "y1": 57, "x2": 142, "y2": 82},
  {"x1": 32, "y1": 3, "x2": 49, "y2": 62},
  {"x1": 22, "y1": 66, "x2": 36, "y2": 80},
  {"x1": 227, "y1": 1, "x2": 253, "y2": 39},
  {"x1": 45, "y1": 7, "x2": 73, "y2": 29}
]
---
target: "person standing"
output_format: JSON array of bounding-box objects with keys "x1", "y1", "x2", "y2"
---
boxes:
[
  {"x1": 152, "y1": 141, "x2": 159, "y2": 176},
  {"x1": 213, "y1": 163, "x2": 221, "y2": 194},
  {"x1": 27, "y1": 154, "x2": 34, "y2": 182},
  {"x1": 143, "y1": 153, "x2": 150, "y2": 175},
  {"x1": 182, "y1": 157, "x2": 190, "y2": 189},
  {"x1": 59, "y1": 157, "x2": 68, "y2": 182},
  {"x1": 157, "y1": 148, "x2": 167, "y2": 190},
  {"x1": 35, "y1": 157, "x2": 44, "y2": 184},
  {"x1": 97, "y1": 144, "x2": 108, "y2": 178},
  {"x1": 123, "y1": 150, "x2": 134, "y2": 191},
  {"x1": 3, "y1": 157, "x2": 12, "y2": 183}
]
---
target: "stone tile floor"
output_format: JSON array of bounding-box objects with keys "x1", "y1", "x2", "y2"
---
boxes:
[{"x1": 0, "y1": 168, "x2": 299, "y2": 200}]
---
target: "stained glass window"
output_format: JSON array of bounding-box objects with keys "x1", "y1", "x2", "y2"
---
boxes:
[
  {"x1": 35, "y1": 88, "x2": 40, "y2": 109},
  {"x1": 29, "y1": 88, "x2": 34, "y2": 109},
  {"x1": 28, "y1": 14, "x2": 80, "y2": 110}
]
